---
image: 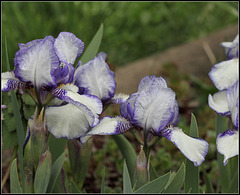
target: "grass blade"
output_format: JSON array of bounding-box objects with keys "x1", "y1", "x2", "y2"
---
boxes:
[
  {"x1": 10, "y1": 159, "x2": 22, "y2": 193},
  {"x1": 5, "y1": 36, "x2": 26, "y2": 192},
  {"x1": 134, "y1": 171, "x2": 170, "y2": 193},
  {"x1": 112, "y1": 134, "x2": 137, "y2": 186},
  {"x1": 47, "y1": 151, "x2": 66, "y2": 193},
  {"x1": 101, "y1": 167, "x2": 106, "y2": 193},
  {"x1": 123, "y1": 159, "x2": 133, "y2": 193},
  {"x1": 184, "y1": 113, "x2": 199, "y2": 193},
  {"x1": 163, "y1": 163, "x2": 185, "y2": 193},
  {"x1": 80, "y1": 23, "x2": 103, "y2": 65}
]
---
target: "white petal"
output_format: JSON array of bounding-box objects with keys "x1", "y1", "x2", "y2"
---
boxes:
[
  {"x1": 54, "y1": 32, "x2": 84, "y2": 64},
  {"x1": 208, "y1": 91, "x2": 230, "y2": 116},
  {"x1": 217, "y1": 130, "x2": 239, "y2": 166},
  {"x1": 45, "y1": 103, "x2": 94, "y2": 139},
  {"x1": 74, "y1": 53, "x2": 116, "y2": 102},
  {"x1": 137, "y1": 75, "x2": 167, "y2": 92},
  {"x1": 133, "y1": 87, "x2": 176, "y2": 133},
  {"x1": 1, "y1": 71, "x2": 25, "y2": 92},
  {"x1": 208, "y1": 59, "x2": 239, "y2": 90},
  {"x1": 161, "y1": 127, "x2": 209, "y2": 166},
  {"x1": 86, "y1": 116, "x2": 132, "y2": 136},
  {"x1": 14, "y1": 36, "x2": 59, "y2": 89},
  {"x1": 227, "y1": 81, "x2": 239, "y2": 128}
]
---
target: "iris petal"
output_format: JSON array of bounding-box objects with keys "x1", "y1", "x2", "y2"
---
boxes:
[
  {"x1": 54, "y1": 32, "x2": 84, "y2": 65},
  {"x1": 161, "y1": 127, "x2": 209, "y2": 166},
  {"x1": 133, "y1": 87, "x2": 176, "y2": 133},
  {"x1": 216, "y1": 129, "x2": 239, "y2": 166},
  {"x1": 1, "y1": 71, "x2": 26, "y2": 92},
  {"x1": 14, "y1": 36, "x2": 59, "y2": 90},
  {"x1": 74, "y1": 53, "x2": 116, "y2": 102},
  {"x1": 208, "y1": 59, "x2": 239, "y2": 90},
  {"x1": 208, "y1": 91, "x2": 230, "y2": 116}
]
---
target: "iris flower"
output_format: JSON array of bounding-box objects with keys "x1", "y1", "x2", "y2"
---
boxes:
[
  {"x1": 81, "y1": 75, "x2": 209, "y2": 166},
  {"x1": 2, "y1": 32, "x2": 103, "y2": 139}
]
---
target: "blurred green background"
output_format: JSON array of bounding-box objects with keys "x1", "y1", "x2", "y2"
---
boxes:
[{"x1": 1, "y1": 1, "x2": 238, "y2": 72}]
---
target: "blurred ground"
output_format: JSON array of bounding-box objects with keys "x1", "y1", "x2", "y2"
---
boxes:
[{"x1": 115, "y1": 24, "x2": 238, "y2": 94}]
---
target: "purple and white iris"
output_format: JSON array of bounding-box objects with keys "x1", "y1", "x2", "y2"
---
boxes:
[
  {"x1": 81, "y1": 75, "x2": 209, "y2": 166},
  {"x1": 208, "y1": 34, "x2": 239, "y2": 165},
  {"x1": 2, "y1": 32, "x2": 125, "y2": 140}
]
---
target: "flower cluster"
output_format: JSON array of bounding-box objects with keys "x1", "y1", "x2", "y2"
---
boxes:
[
  {"x1": 208, "y1": 34, "x2": 239, "y2": 165},
  {"x1": 2, "y1": 32, "x2": 209, "y2": 168}
]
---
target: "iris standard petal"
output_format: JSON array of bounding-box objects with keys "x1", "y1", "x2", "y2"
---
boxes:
[
  {"x1": 14, "y1": 36, "x2": 59, "y2": 90},
  {"x1": 1, "y1": 71, "x2": 26, "y2": 92},
  {"x1": 208, "y1": 59, "x2": 239, "y2": 90},
  {"x1": 74, "y1": 53, "x2": 116, "y2": 102},
  {"x1": 45, "y1": 103, "x2": 95, "y2": 139},
  {"x1": 161, "y1": 127, "x2": 209, "y2": 166},
  {"x1": 220, "y1": 34, "x2": 239, "y2": 59},
  {"x1": 208, "y1": 91, "x2": 230, "y2": 116},
  {"x1": 133, "y1": 87, "x2": 176, "y2": 133},
  {"x1": 137, "y1": 75, "x2": 167, "y2": 93},
  {"x1": 84, "y1": 116, "x2": 133, "y2": 136},
  {"x1": 54, "y1": 32, "x2": 84, "y2": 65},
  {"x1": 216, "y1": 129, "x2": 239, "y2": 166}
]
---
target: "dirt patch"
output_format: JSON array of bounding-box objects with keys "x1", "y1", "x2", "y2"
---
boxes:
[{"x1": 115, "y1": 24, "x2": 238, "y2": 94}]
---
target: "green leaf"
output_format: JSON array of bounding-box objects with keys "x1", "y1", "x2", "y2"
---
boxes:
[
  {"x1": 184, "y1": 113, "x2": 199, "y2": 193},
  {"x1": 202, "y1": 169, "x2": 214, "y2": 193},
  {"x1": 47, "y1": 151, "x2": 66, "y2": 193},
  {"x1": 101, "y1": 167, "x2": 106, "y2": 193},
  {"x1": 10, "y1": 158, "x2": 22, "y2": 193},
  {"x1": 48, "y1": 133, "x2": 67, "y2": 163},
  {"x1": 80, "y1": 23, "x2": 103, "y2": 65},
  {"x1": 216, "y1": 114, "x2": 231, "y2": 193},
  {"x1": 149, "y1": 162, "x2": 158, "y2": 181},
  {"x1": 123, "y1": 159, "x2": 133, "y2": 193},
  {"x1": 6, "y1": 36, "x2": 26, "y2": 192},
  {"x1": 134, "y1": 171, "x2": 170, "y2": 193},
  {"x1": 226, "y1": 169, "x2": 238, "y2": 193},
  {"x1": 68, "y1": 138, "x2": 92, "y2": 190},
  {"x1": 34, "y1": 150, "x2": 52, "y2": 193},
  {"x1": 69, "y1": 181, "x2": 81, "y2": 193},
  {"x1": 112, "y1": 134, "x2": 137, "y2": 186},
  {"x1": 163, "y1": 163, "x2": 185, "y2": 193}
]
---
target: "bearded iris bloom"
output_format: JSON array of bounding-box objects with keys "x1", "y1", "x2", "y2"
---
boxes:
[
  {"x1": 2, "y1": 32, "x2": 104, "y2": 139},
  {"x1": 81, "y1": 75, "x2": 209, "y2": 167}
]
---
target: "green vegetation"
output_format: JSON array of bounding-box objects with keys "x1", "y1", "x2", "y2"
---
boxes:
[{"x1": 2, "y1": 1, "x2": 238, "y2": 71}]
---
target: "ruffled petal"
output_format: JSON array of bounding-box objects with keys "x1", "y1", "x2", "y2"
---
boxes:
[
  {"x1": 1, "y1": 71, "x2": 26, "y2": 92},
  {"x1": 137, "y1": 75, "x2": 167, "y2": 93},
  {"x1": 54, "y1": 32, "x2": 84, "y2": 64},
  {"x1": 84, "y1": 116, "x2": 133, "y2": 136},
  {"x1": 168, "y1": 100, "x2": 179, "y2": 126},
  {"x1": 74, "y1": 53, "x2": 116, "y2": 102},
  {"x1": 208, "y1": 91, "x2": 230, "y2": 116},
  {"x1": 51, "y1": 84, "x2": 103, "y2": 120},
  {"x1": 45, "y1": 103, "x2": 94, "y2": 139},
  {"x1": 14, "y1": 36, "x2": 59, "y2": 90},
  {"x1": 208, "y1": 59, "x2": 239, "y2": 90},
  {"x1": 133, "y1": 87, "x2": 176, "y2": 133},
  {"x1": 161, "y1": 127, "x2": 209, "y2": 166},
  {"x1": 221, "y1": 34, "x2": 239, "y2": 59},
  {"x1": 216, "y1": 130, "x2": 239, "y2": 166}
]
